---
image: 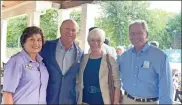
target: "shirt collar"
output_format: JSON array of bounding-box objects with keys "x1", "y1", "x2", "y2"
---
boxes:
[
  {"x1": 132, "y1": 42, "x2": 150, "y2": 54},
  {"x1": 58, "y1": 38, "x2": 74, "y2": 51},
  {"x1": 56, "y1": 38, "x2": 83, "y2": 63},
  {"x1": 20, "y1": 50, "x2": 43, "y2": 63}
]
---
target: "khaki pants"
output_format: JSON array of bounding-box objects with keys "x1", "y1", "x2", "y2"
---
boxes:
[{"x1": 122, "y1": 95, "x2": 158, "y2": 104}]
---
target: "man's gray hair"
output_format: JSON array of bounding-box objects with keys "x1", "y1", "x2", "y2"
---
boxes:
[
  {"x1": 129, "y1": 20, "x2": 149, "y2": 36},
  {"x1": 87, "y1": 28, "x2": 105, "y2": 43},
  {"x1": 60, "y1": 19, "x2": 79, "y2": 32}
]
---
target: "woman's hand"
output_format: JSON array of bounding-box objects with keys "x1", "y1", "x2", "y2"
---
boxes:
[
  {"x1": 114, "y1": 100, "x2": 120, "y2": 104},
  {"x1": 3, "y1": 92, "x2": 14, "y2": 104}
]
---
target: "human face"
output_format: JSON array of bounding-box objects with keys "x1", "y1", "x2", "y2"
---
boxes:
[
  {"x1": 60, "y1": 21, "x2": 78, "y2": 44},
  {"x1": 129, "y1": 23, "x2": 148, "y2": 50},
  {"x1": 23, "y1": 34, "x2": 42, "y2": 55},
  {"x1": 116, "y1": 49, "x2": 123, "y2": 55},
  {"x1": 89, "y1": 38, "x2": 103, "y2": 53}
]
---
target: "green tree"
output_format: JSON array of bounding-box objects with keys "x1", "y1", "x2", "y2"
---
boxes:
[
  {"x1": 7, "y1": 15, "x2": 28, "y2": 48},
  {"x1": 70, "y1": 10, "x2": 81, "y2": 28},
  {"x1": 165, "y1": 12, "x2": 181, "y2": 49},
  {"x1": 95, "y1": 1, "x2": 151, "y2": 47},
  {"x1": 7, "y1": 9, "x2": 59, "y2": 48},
  {"x1": 95, "y1": 1, "x2": 178, "y2": 50},
  {"x1": 70, "y1": 10, "x2": 82, "y2": 39},
  {"x1": 40, "y1": 9, "x2": 58, "y2": 40},
  {"x1": 147, "y1": 9, "x2": 175, "y2": 49}
]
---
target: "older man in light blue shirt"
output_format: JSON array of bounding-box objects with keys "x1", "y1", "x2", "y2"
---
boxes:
[{"x1": 118, "y1": 20, "x2": 173, "y2": 104}]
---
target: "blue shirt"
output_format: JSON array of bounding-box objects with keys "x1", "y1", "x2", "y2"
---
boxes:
[
  {"x1": 56, "y1": 39, "x2": 76, "y2": 75},
  {"x1": 118, "y1": 43, "x2": 174, "y2": 104},
  {"x1": 3, "y1": 50, "x2": 49, "y2": 104}
]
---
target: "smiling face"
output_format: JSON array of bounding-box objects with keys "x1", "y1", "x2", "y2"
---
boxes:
[
  {"x1": 87, "y1": 28, "x2": 105, "y2": 53},
  {"x1": 60, "y1": 20, "x2": 78, "y2": 44},
  {"x1": 89, "y1": 38, "x2": 103, "y2": 52},
  {"x1": 23, "y1": 34, "x2": 43, "y2": 55},
  {"x1": 116, "y1": 48, "x2": 123, "y2": 55},
  {"x1": 129, "y1": 23, "x2": 148, "y2": 50}
]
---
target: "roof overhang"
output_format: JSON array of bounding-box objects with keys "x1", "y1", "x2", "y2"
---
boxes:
[{"x1": 2, "y1": 0, "x2": 94, "y2": 10}]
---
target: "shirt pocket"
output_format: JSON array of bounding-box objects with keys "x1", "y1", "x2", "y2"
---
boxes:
[
  {"x1": 23, "y1": 67, "x2": 40, "y2": 84},
  {"x1": 137, "y1": 66, "x2": 156, "y2": 83}
]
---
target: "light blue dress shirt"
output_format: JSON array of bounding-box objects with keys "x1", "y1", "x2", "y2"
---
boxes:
[
  {"x1": 118, "y1": 43, "x2": 174, "y2": 104},
  {"x1": 56, "y1": 39, "x2": 76, "y2": 75}
]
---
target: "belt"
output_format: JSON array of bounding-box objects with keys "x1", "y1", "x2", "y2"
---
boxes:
[
  {"x1": 125, "y1": 91, "x2": 159, "y2": 102},
  {"x1": 87, "y1": 86, "x2": 101, "y2": 94}
]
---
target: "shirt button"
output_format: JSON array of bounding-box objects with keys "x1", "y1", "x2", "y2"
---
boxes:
[
  {"x1": 137, "y1": 57, "x2": 139, "y2": 59},
  {"x1": 135, "y1": 75, "x2": 137, "y2": 77},
  {"x1": 133, "y1": 84, "x2": 135, "y2": 85},
  {"x1": 136, "y1": 66, "x2": 137, "y2": 68}
]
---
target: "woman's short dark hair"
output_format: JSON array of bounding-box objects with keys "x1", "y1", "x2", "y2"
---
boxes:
[
  {"x1": 20, "y1": 26, "x2": 44, "y2": 48},
  {"x1": 104, "y1": 38, "x2": 110, "y2": 45},
  {"x1": 89, "y1": 27, "x2": 98, "y2": 32}
]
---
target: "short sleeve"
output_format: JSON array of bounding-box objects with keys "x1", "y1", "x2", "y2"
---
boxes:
[{"x1": 3, "y1": 57, "x2": 23, "y2": 93}]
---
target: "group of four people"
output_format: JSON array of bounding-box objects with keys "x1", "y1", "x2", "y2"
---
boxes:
[{"x1": 2, "y1": 19, "x2": 173, "y2": 104}]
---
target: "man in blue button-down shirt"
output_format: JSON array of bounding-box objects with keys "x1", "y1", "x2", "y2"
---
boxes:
[{"x1": 118, "y1": 20, "x2": 174, "y2": 104}]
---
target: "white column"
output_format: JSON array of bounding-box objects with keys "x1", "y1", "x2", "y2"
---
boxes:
[
  {"x1": 57, "y1": 9, "x2": 71, "y2": 38},
  {"x1": 27, "y1": 11, "x2": 41, "y2": 26},
  {"x1": 80, "y1": 4, "x2": 95, "y2": 53},
  {"x1": 1, "y1": 20, "x2": 8, "y2": 63},
  {"x1": 1, "y1": 0, "x2": 2, "y2": 17},
  {"x1": 0, "y1": 1, "x2": 2, "y2": 65}
]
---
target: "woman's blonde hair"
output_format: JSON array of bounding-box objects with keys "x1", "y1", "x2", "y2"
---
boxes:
[{"x1": 87, "y1": 28, "x2": 106, "y2": 43}]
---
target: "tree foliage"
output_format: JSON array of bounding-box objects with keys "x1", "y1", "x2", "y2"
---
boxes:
[
  {"x1": 6, "y1": 3, "x2": 181, "y2": 50},
  {"x1": 95, "y1": 1, "x2": 181, "y2": 49},
  {"x1": 165, "y1": 12, "x2": 181, "y2": 49},
  {"x1": 6, "y1": 9, "x2": 58, "y2": 48},
  {"x1": 70, "y1": 10, "x2": 81, "y2": 39},
  {"x1": 147, "y1": 9, "x2": 175, "y2": 49},
  {"x1": 95, "y1": 1, "x2": 151, "y2": 47},
  {"x1": 40, "y1": 9, "x2": 58, "y2": 40},
  {"x1": 7, "y1": 15, "x2": 27, "y2": 48}
]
